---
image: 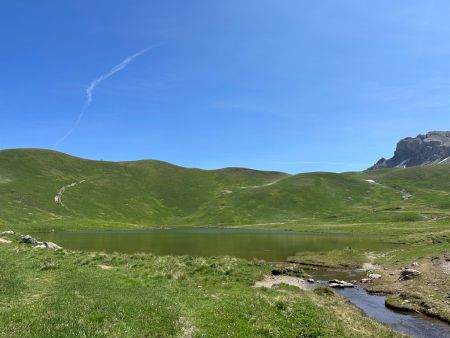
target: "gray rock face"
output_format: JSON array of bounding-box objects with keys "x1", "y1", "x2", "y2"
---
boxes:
[
  {"x1": 20, "y1": 235, "x2": 39, "y2": 245},
  {"x1": 370, "y1": 131, "x2": 450, "y2": 169}
]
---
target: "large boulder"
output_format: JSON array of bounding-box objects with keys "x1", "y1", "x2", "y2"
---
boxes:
[
  {"x1": 369, "y1": 131, "x2": 450, "y2": 169},
  {"x1": 20, "y1": 235, "x2": 40, "y2": 245},
  {"x1": 44, "y1": 242, "x2": 62, "y2": 251}
]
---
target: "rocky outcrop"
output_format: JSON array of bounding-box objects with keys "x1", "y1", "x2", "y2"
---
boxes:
[
  {"x1": 370, "y1": 131, "x2": 450, "y2": 170},
  {"x1": 20, "y1": 235, "x2": 62, "y2": 250},
  {"x1": 20, "y1": 235, "x2": 39, "y2": 245}
]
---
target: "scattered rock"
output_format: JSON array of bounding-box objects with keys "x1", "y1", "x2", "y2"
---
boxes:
[
  {"x1": 368, "y1": 273, "x2": 382, "y2": 280},
  {"x1": 44, "y1": 242, "x2": 62, "y2": 251},
  {"x1": 401, "y1": 190, "x2": 413, "y2": 200},
  {"x1": 411, "y1": 262, "x2": 419, "y2": 267},
  {"x1": 33, "y1": 244, "x2": 47, "y2": 249},
  {"x1": 20, "y1": 235, "x2": 40, "y2": 245},
  {"x1": 307, "y1": 278, "x2": 315, "y2": 283},
  {"x1": 20, "y1": 235, "x2": 62, "y2": 250},
  {"x1": 400, "y1": 268, "x2": 421, "y2": 281},
  {"x1": 98, "y1": 265, "x2": 114, "y2": 270},
  {"x1": 0, "y1": 238, "x2": 12, "y2": 244},
  {"x1": 360, "y1": 278, "x2": 370, "y2": 283},
  {"x1": 1, "y1": 230, "x2": 15, "y2": 235}
]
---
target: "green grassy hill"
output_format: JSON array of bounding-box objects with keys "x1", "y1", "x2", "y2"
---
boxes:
[{"x1": 1, "y1": 148, "x2": 449, "y2": 231}]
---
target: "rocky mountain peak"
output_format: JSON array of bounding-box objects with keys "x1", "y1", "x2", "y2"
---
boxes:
[{"x1": 369, "y1": 131, "x2": 450, "y2": 170}]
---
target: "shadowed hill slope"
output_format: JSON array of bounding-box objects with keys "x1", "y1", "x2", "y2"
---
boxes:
[{"x1": 0, "y1": 149, "x2": 449, "y2": 230}]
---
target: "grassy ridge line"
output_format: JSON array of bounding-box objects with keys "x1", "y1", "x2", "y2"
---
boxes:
[{"x1": 1, "y1": 148, "x2": 450, "y2": 231}]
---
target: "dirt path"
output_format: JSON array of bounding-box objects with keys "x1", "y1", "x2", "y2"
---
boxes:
[
  {"x1": 54, "y1": 180, "x2": 86, "y2": 206},
  {"x1": 253, "y1": 275, "x2": 310, "y2": 290},
  {"x1": 240, "y1": 179, "x2": 283, "y2": 189}
]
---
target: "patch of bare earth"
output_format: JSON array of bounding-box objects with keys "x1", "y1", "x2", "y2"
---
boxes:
[
  {"x1": 253, "y1": 275, "x2": 309, "y2": 290},
  {"x1": 177, "y1": 317, "x2": 196, "y2": 338}
]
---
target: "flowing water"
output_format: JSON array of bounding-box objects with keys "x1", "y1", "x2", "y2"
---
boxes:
[{"x1": 335, "y1": 288, "x2": 450, "y2": 338}]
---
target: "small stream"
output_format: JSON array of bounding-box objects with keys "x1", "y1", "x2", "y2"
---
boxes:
[
  {"x1": 309, "y1": 269, "x2": 450, "y2": 338},
  {"x1": 335, "y1": 287, "x2": 450, "y2": 338}
]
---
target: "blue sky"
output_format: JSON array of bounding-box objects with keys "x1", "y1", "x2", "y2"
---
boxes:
[{"x1": 1, "y1": 1, "x2": 450, "y2": 173}]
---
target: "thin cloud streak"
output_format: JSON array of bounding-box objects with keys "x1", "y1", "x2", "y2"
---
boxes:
[{"x1": 54, "y1": 45, "x2": 158, "y2": 148}]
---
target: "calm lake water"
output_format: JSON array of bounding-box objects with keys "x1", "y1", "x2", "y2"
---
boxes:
[{"x1": 36, "y1": 228, "x2": 392, "y2": 261}]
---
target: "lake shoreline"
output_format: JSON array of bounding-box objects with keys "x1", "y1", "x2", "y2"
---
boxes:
[{"x1": 4, "y1": 227, "x2": 449, "y2": 334}]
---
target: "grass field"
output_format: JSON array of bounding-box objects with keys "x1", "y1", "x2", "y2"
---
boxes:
[{"x1": 0, "y1": 234, "x2": 402, "y2": 338}]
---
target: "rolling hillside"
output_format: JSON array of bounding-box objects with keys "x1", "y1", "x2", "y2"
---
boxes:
[{"x1": 1, "y1": 148, "x2": 449, "y2": 230}]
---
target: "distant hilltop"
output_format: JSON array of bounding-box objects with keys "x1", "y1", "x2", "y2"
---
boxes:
[{"x1": 370, "y1": 131, "x2": 450, "y2": 170}]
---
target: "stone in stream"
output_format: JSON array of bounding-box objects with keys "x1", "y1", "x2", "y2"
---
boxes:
[
  {"x1": 400, "y1": 268, "x2": 421, "y2": 281},
  {"x1": 307, "y1": 278, "x2": 315, "y2": 283},
  {"x1": 360, "y1": 278, "x2": 370, "y2": 283},
  {"x1": 328, "y1": 280, "x2": 355, "y2": 288}
]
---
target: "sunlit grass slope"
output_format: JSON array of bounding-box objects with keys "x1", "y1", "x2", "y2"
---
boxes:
[{"x1": 0, "y1": 148, "x2": 449, "y2": 230}]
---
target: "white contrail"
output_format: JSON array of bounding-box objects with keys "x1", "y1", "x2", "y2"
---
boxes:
[{"x1": 54, "y1": 46, "x2": 157, "y2": 148}]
